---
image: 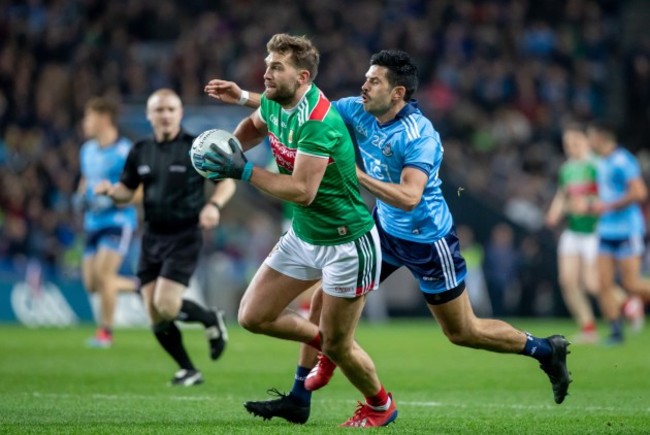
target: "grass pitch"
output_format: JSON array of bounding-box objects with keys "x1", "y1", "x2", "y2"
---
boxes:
[{"x1": 0, "y1": 319, "x2": 648, "y2": 434}]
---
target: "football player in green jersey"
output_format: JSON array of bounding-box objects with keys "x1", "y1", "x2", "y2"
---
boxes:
[
  {"x1": 198, "y1": 33, "x2": 397, "y2": 428},
  {"x1": 546, "y1": 123, "x2": 602, "y2": 342}
]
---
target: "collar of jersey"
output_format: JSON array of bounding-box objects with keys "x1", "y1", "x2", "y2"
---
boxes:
[{"x1": 378, "y1": 99, "x2": 419, "y2": 128}]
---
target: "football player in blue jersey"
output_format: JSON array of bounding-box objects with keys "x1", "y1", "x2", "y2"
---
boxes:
[
  {"x1": 204, "y1": 50, "x2": 572, "y2": 423},
  {"x1": 585, "y1": 121, "x2": 650, "y2": 344},
  {"x1": 74, "y1": 97, "x2": 140, "y2": 348}
]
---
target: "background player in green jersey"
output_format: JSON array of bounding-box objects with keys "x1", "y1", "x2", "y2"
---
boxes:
[
  {"x1": 546, "y1": 123, "x2": 602, "y2": 343},
  {"x1": 198, "y1": 33, "x2": 397, "y2": 428}
]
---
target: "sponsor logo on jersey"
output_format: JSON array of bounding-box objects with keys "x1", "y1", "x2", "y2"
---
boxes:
[
  {"x1": 355, "y1": 124, "x2": 369, "y2": 138},
  {"x1": 268, "y1": 132, "x2": 297, "y2": 172},
  {"x1": 137, "y1": 165, "x2": 151, "y2": 175},
  {"x1": 169, "y1": 165, "x2": 187, "y2": 173}
]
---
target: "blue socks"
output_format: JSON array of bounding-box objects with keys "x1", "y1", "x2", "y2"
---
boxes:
[
  {"x1": 289, "y1": 366, "x2": 312, "y2": 405},
  {"x1": 610, "y1": 318, "x2": 624, "y2": 340},
  {"x1": 521, "y1": 332, "x2": 553, "y2": 361}
]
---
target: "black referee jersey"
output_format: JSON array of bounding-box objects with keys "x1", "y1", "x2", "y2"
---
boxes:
[{"x1": 120, "y1": 130, "x2": 213, "y2": 233}]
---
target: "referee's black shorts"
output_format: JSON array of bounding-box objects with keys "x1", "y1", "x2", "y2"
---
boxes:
[{"x1": 138, "y1": 226, "x2": 202, "y2": 287}]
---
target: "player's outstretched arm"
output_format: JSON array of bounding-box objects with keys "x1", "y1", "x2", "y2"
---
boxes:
[
  {"x1": 204, "y1": 79, "x2": 262, "y2": 109},
  {"x1": 545, "y1": 189, "x2": 566, "y2": 228},
  {"x1": 94, "y1": 180, "x2": 135, "y2": 205}
]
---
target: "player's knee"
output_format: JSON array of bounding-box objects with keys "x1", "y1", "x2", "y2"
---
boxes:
[
  {"x1": 154, "y1": 299, "x2": 179, "y2": 321},
  {"x1": 237, "y1": 308, "x2": 264, "y2": 333},
  {"x1": 444, "y1": 330, "x2": 466, "y2": 346},
  {"x1": 443, "y1": 327, "x2": 474, "y2": 347},
  {"x1": 620, "y1": 277, "x2": 639, "y2": 293}
]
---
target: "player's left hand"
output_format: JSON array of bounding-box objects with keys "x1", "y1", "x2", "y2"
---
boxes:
[{"x1": 202, "y1": 139, "x2": 254, "y2": 181}]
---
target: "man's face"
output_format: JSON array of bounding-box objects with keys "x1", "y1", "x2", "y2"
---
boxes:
[
  {"x1": 562, "y1": 130, "x2": 588, "y2": 159},
  {"x1": 361, "y1": 65, "x2": 396, "y2": 117},
  {"x1": 82, "y1": 110, "x2": 105, "y2": 139},
  {"x1": 263, "y1": 51, "x2": 302, "y2": 106},
  {"x1": 146, "y1": 93, "x2": 183, "y2": 140}
]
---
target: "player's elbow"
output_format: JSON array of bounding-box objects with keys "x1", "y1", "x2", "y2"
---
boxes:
[
  {"x1": 398, "y1": 196, "x2": 420, "y2": 211},
  {"x1": 293, "y1": 187, "x2": 317, "y2": 206}
]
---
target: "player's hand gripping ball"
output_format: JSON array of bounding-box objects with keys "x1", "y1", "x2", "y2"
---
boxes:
[{"x1": 190, "y1": 129, "x2": 252, "y2": 181}]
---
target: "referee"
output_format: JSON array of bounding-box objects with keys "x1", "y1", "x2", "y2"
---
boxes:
[{"x1": 95, "y1": 88, "x2": 236, "y2": 386}]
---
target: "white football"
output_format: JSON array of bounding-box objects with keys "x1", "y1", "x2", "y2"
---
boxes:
[{"x1": 190, "y1": 129, "x2": 242, "y2": 178}]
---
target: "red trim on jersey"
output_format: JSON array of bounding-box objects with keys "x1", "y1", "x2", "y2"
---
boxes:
[{"x1": 309, "y1": 92, "x2": 331, "y2": 121}]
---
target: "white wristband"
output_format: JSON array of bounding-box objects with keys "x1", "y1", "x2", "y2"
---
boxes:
[{"x1": 238, "y1": 90, "x2": 250, "y2": 106}]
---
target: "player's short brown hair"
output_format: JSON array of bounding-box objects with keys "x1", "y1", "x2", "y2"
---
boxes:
[
  {"x1": 85, "y1": 97, "x2": 119, "y2": 126},
  {"x1": 267, "y1": 33, "x2": 320, "y2": 81}
]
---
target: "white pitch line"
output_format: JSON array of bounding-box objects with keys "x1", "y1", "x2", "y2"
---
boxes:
[{"x1": 23, "y1": 393, "x2": 650, "y2": 414}]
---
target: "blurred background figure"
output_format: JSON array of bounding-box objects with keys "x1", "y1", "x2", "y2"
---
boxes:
[
  {"x1": 457, "y1": 224, "x2": 492, "y2": 317},
  {"x1": 95, "y1": 89, "x2": 235, "y2": 385},
  {"x1": 483, "y1": 223, "x2": 519, "y2": 317},
  {"x1": 75, "y1": 97, "x2": 139, "y2": 348},
  {"x1": 545, "y1": 123, "x2": 601, "y2": 343},
  {"x1": 586, "y1": 121, "x2": 649, "y2": 344}
]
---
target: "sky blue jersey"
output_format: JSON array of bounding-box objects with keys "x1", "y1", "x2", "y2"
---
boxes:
[
  {"x1": 80, "y1": 137, "x2": 138, "y2": 232},
  {"x1": 333, "y1": 97, "x2": 453, "y2": 242},
  {"x1": 596, "y1": 147, "x2": 645, "y2": 239}
]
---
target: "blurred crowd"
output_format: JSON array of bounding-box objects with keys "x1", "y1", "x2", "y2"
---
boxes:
[{"x1": 1, "y1": 0, "x2": 649, "y2": 315}]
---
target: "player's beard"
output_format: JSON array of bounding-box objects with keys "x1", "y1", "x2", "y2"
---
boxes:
[
  {"x1": 363, "y1": 97, "x2": 391, "y2": 119},
  {"x1": 266, "y1": 80, "x2": 301, "y2": 106}
]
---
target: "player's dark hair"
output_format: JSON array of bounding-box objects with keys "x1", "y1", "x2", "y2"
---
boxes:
[
  {"x1": 267, "y1": 33, "x2": 320, "y2": 81},
  {"x1": 370, "y1": 50, "x2": 419, "y2": 101},
  {"x1": 562, "y1": 121, "x2": 584, "y2": 134},
  {"x1": 85, "y1": 97, "x2": 119, "y2": 126},
  {"x1": 587, "y1": 119, "x2": 618, "y2": 142}
]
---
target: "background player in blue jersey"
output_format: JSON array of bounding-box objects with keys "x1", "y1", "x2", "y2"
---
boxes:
[
  {"x1": 74, "y1": 97, "x2": 140, "y2": 348},
  {"x1": 585, "y1": 121, "x2": 650, "y2": 344},
  {"x1": 204, "y1": 50, "x2": 572, "y2": 422}
]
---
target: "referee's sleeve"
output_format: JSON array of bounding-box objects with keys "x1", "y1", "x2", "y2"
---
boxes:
[{"x1": 120, "y1": 146, "x2": 141, "y2": 190}]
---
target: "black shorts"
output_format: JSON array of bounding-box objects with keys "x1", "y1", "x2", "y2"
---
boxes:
[{"x1": 138, "y1": 226, "x2": 202, "y2": 287}]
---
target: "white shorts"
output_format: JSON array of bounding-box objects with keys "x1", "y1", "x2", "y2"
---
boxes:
[
  {"x1": 558, "y1": 230, "x2": 598, "y2": 263},
  {"x1": 264, "y1": 226, "x2": 382, "y2": 298}
]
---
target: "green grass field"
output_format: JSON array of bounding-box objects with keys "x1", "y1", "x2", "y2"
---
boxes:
[{"x1": 1, "y1": 319, "x2": 648, "y2": 434}]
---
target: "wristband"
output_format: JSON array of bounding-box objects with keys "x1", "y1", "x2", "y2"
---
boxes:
[
  {"x1": 209, "y1": 201, "x2": 222, "y2": 212},
  {"x1": 241, "y1": 162, "x2": 254, "y2": 182},
  {"x1": 238, "y1": 90, "x2": 250, "y2": 106}
]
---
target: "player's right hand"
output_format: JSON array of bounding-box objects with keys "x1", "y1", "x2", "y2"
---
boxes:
[{"x1": 204, "y1": 79, "x2": 241, "y2": 105}]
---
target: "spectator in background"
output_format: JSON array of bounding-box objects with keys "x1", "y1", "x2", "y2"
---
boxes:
[{"x1": 74, "y1": 97, "x2": 139, "y2": 348}]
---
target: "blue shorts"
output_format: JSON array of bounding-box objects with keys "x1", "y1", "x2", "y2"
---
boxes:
[
  {"x1": 598, "y1": 235, "x2": 645, "y2": 259},
  {"x1": 374, "y1": 213, "x2": 467, "y2": 294},
  {"x1": 84, "y1": 226, "x2": 134, "y2": 257}
]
